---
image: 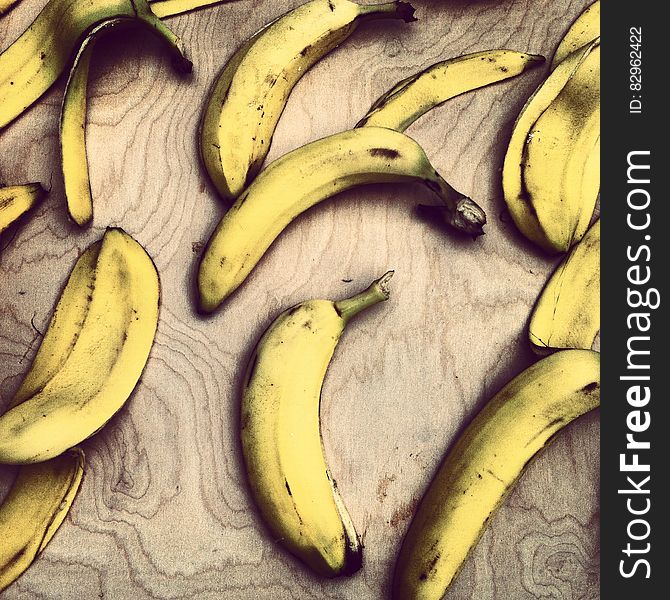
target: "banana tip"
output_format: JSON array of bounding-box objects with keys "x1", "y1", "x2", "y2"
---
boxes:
[{"x1": 376, "y1": 271, "x2": 394, "y2": 299}]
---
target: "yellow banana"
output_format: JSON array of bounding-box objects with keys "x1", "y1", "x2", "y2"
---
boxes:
[
  {"x1": 0, "y1": 0, "x2": 190, "y2": 130},
  {"x1": 502, "y1": 38, "x2": 599, "y2": 253},
  {"x1": 0, "y1": 0, "x2": 20, "y2": 17},
  {"x1": 356, "y1": 50, "x2": 545, "y2": 131},
  {"x1": 0, "y1": 228, "x2": 159, "y2": 464},
  {"x1": 393, "y1": 349, "x2": 600, "y2": 600},
  {"x1": 59, "y1": 0, "x2": 231, "y2": 226},
  {"x1": 529, "y1": 218, "x2": 599, "y2": 354},
  {"x1": 0, "y1": 183, "x2": 45, "y2": 235},
  {"x1": 60, "y1": 20, "x2": 122, "y2": 227},
  {"x1": 241, "y1": 272, "x2": 393, "y2": 576},
  {"x1": 0, "y1": 449, "x2": 84, "y2": 591},
  {"x1": 552, "y1": 0, "x2": 600, "y2": 68},
  {"x1": 149, "y1": 0, "x2": 229, "y2": 19},
  {"x1": 197, "y1": 127, "x2": 486, "y2": 314},
  {"x1": 200, "y1": 0, "x2": 417, "y2": 202}
]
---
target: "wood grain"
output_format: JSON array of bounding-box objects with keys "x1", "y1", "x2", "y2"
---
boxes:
[{"x1": 0, "y1": 0, "x2": 599, "y2": 598}]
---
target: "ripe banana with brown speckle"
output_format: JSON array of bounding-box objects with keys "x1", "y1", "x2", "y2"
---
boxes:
[
  {"x1": 200, "y1": 0, "x2": 416, "y2": 202},
  {"x1": 197, "y1": 127, "x2": 486, "y2": 314},
  {"x1": 0, "y1": 229, "x2": 159, "y2": 464},
  {"x1": 529, "y1": 218, "x2": 600, "y2": 354},
  {"x1": 503, "y1": 38, "x2": 599, "y2": 253},
  {"x1": 356, "y1": 49, "x2": 545, "y2": 132},
  {"x1": 0, "y1": 183, "x2": 45, "y2": 236},
  {"x1": 0, "y1": 0, "x2": 191, "y2": 130},
  {"x1": 0, "y1": 449, "x2": 84, "y2": 591},
  {"x1": 393, "y1": 349, "x2": 600, "y2": 599},
  {"x1": 242, "y1": 273, "x2": 393, "y2": 576},
  {"x1": 552, "y1": 0, "x2": 600, "y2": 68}
]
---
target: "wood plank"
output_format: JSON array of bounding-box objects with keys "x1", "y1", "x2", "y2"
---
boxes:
[{"x1": 0, "y1": 0, "x2": 599, "y2": 597}]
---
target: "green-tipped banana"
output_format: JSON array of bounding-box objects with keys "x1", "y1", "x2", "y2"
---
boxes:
[
  {"x1": 356, "y1": 50, "x2": 545, "y2": 132},
  {"x1": 0, "y1": 449, "x2": 84, "y2": 591},
  {"x1": 0, "y1": 0, "x2": 191, "y2": 130},
  {"x1": 503, "y1": 38, "x2": 600, "y2": 253},
  {"x1": 0, "y1": 229, "x2": 159, "y2": 464},
  {"x1": 393, "y1": 349, "x2": 600, "y2": 599},
  {"x1": 242, "y1": 272, "x2": 393, "y2": 576},
  {"x1": 197, "y1": 127, "x2": 486, "y2": 314},
  {"x1": 58, "y1": 0, "x2": 232, "y2": 226},
  {"x1": 529, "y1": 218, "x2": 600, "y2": 354},
  {"x1": 552, "y1": 0, "x2": 600, "y2": 68},
  {"x1": 0, "y1": 183, "x2": 46, "y2": 235},
  {"x1": 200, "y1": 0, "x2": 416, "y2": 202}
]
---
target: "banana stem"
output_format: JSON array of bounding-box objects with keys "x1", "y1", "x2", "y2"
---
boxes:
[
  {"x1": 334, "y1": 271, "x2": 394, "y2": 323},
  {"x1": 427, "y1": 174, "x2": 487, "y2": 237},
  {"x1": 359, "y1": 1, "x2": 417, "y2": 22}
]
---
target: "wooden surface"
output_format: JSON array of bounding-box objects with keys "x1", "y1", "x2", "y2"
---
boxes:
[{"x1": 0, "y1": 0, "x2": 599, "y2": 598}]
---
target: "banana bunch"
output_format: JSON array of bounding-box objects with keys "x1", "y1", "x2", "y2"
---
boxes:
[
  {"x1": 503, "y1": 3, "x2": 600, "y2": 254},
  {"x1": 0, "y1": 449, "x2": 85, "y2": 591},
  {"x1": 197, "y1": 126, "x2": 486, "y2": 314},
  {"x1": 0, "y1": 0, "x2": 193, "y2": 130},
  {"x1": 241, "y1": 272, "x2": 393, "y2": 576},
  {"x1": 0, "y1": 183, "x2": 45, "y2": 236},
  {"x1": 356, "y1": 50, "x2": 545, "y2": 131},
  {"x1": 0, "y1": 228, "x2": 159, "y2": 464},
  {"x1": 529, "y1": 218, "x2": 600, "y2": 354},
  {"x1": 392, "y1": 349, "x2": 600, "y2": 599},
  {"x1": 58, "y1": 0, "x2": 230, "y2": 226},
  {"x1": 200, "y1": 0, "x2": 417, "y2": 202}
]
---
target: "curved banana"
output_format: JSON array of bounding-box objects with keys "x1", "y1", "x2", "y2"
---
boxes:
[
  {"x1": 242, "y1": 272, "x2": 393, "y2": 576},
  {"x1": 0, "y1": 0, "x2": 190, "y2": 130},
  {"x1": 200, "y1": 0, "x2": 417, "y2": 202},
  {"x1": 529, "y1": 218, "x2": 599, "y2": 354},
  {"x1": 60, "y1": 20, "x2": 122, "y2": 227},
  {"x1": 0, "y1": 0, "x2": 21, "y2": 17},
  {"x1": 0, "y1": 228, "x2": 159, "y2": 464},
  {"x1": 59, "y1": 0, "x2": 233, "y2": 226},
  {"x1": 149, "y1": 0, "x2": 229, "y2": 18},
  {"x1": 356, "y1": 50, "x2": 545, "y2": 131},
  {"x1": 393, "y1": 349, "x2": 600, "y2": 599},
  {"x1": 552, "y1": 0, "x2": 600, "y2": 68},
  {"x1": 197, "y1": 127, "x2": 486, "y2": 314},
  {"x1": 0, "y1": 449, "x2": 84, "y2": 591},
  {"x1": 0, "y1": 183, "x2": 45, "y2": 235},
  {"x1": 502, "y1": 38, "x2": 599, "y2": 253}
]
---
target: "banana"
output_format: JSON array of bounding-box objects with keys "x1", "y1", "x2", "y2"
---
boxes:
[
  {"x1": 149, "y1": 0, "x2": 229, "y2": 19},
  {"x1": 529, "y1": 218, "x2": 599, "y2": 354},
  {"x1": 0, "y1": 183, "x2": 45, "y2": 235},
  {"x1": 197, "y1": 127, "x2": 486, "y2": 314},
  {"x1": 0, "y1": 228, "x2": 159, "y2": 464},
  {"x1": 200, "y1": 0, "x2": 417, "y2": 202},
  {"x1": 356, "y1": 50, "x2": 545, "y2": 132},
  {"x1": 0, "y1": 449, "x2": 84, "y2": 591},
  {"x1": 502, "y1": 38, "x2": 599, "y2": 253},
  {"x1": 59, "y1": 0, "x2": 231, "y2": 226},
  {"x1": 241, "y1": 272, "x2": 393, "y2": 576},
  {"x1": 0, "y1": 0, "x2": 20, "y2": 17},
  {"x1": 393, "y1": 349, "x2": 600, "y2": 599},
  {"x1": 0, "y1": 0, "x2": 191, "y2": 130},
  {"x1": 60, "y1": 20, "x2": 122, "y2": 227},
  {"x1": 552, "y1": 0, "x2": 600, "y2": 69}
]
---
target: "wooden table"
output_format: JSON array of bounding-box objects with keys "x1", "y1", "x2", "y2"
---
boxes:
[{"x1": 0, "y1": 0, "x2": 599, "y2": 598}]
